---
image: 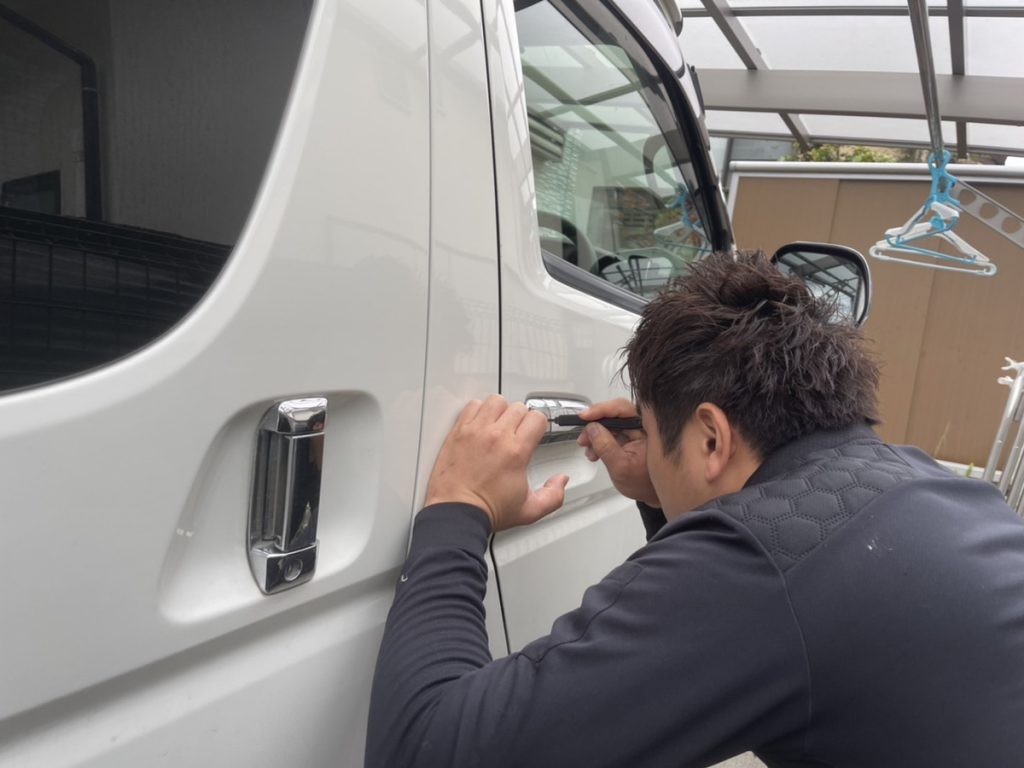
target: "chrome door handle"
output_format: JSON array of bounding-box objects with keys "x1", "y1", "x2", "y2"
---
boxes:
[
  {"x1": 249, "y1": 398, "x2": 326, "y2": 594},
  {"x1": 526, "y1": 395, "x2": 590, "y2": 444}
]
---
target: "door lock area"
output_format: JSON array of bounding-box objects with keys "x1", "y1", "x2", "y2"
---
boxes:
[
  {"x1": 248, "y1": 398, "x2": 327, "y2": 594},
  {"x1": 526, "y1": 395, "x2": 591, "y2": 444}
]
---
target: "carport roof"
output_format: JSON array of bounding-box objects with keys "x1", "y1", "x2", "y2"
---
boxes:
[{"x1": 676, "y1": 1, "x2": 1024, "y2": 156}]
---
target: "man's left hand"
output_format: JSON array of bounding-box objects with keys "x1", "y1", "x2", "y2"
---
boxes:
[{"x1": 424, "y1": 395, "x2": 569, "y2": 531}]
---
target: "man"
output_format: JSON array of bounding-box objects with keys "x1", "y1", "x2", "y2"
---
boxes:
[{"x1": 366, "y1": 252, "x2": 1024, "y2": 767}]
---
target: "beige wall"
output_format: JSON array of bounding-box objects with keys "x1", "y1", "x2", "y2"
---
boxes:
[{"x1": 732, "y1": 173, "x2": 1024, "y2": 467}]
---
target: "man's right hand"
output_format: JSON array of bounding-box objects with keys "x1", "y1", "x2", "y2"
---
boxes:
[
  {"x1": 577, "y1": 398, "x2": 661, "y2": 508},
  {"x1": 425, "y1": 395, "x2": 568, "y2": 532}
]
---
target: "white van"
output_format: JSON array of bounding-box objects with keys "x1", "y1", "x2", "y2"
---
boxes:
[{"x1": 0, "y1": 1, "x2": 865, "y2": 765}]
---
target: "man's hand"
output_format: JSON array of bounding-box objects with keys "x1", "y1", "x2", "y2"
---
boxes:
[
  {"x1": 577, "y1": 398, "x2": 661, "y2": 508},
  {"x1": 425, "y1": 395, "x2": 569, "y2": 531}
]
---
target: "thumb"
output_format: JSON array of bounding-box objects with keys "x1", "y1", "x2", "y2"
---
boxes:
[
  {"x1": 584, "y1": 423, "x2": 622, "y2": 463},
  {"x1": 519, "y1": 474, "x2": 569, "y2": 526}
]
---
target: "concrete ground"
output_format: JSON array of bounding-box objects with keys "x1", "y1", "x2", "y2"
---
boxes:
[{"x1": 714, "y1": 754, "x2": 766, "y2": 767}]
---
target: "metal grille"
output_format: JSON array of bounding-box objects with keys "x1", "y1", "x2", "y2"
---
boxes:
[{"x1": 0, "y1": 207, "x2": 231, "y2": 391}]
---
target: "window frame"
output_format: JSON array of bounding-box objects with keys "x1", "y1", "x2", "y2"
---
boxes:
[
  {"x1": 519, "y1": 0, "x2": 732, "y2": 312},
  {"x1": 0, "y1": 0, "x2": 312, "y2": 395}
]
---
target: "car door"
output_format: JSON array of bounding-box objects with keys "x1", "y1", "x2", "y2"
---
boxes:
[
  {"x1": 0, "y1": 1, "x2": 432, "y2": 765},
  {"x1": 483, "y1": 0, "x2": 729, "y2": 650},
  {"x1": 409, "y1": 0, "x2": 509, "y2": 657}
]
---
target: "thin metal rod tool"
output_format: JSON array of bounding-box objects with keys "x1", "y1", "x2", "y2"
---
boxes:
[{"x1": 550, "y1": 415, "x2": 643, "y2": 431}]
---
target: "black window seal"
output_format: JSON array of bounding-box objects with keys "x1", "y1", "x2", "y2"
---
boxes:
[{"x1": 542, "y1": 251, "x2": 647, "y2": 314}]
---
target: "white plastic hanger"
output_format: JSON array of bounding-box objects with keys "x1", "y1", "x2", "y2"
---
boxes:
[
  {"x1": 869, "y1": 0, "x2": 1024, "y2": 277},
  {"x1": 869, "y1": 153, "x2": 1002, "y2": 277}
]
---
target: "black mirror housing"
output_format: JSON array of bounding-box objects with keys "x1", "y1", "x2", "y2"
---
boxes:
[{"x1": 771, "y1": 242, "x2": 872, "y2": 327}]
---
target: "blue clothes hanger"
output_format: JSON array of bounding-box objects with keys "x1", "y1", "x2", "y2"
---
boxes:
[
  {"x1": 869, "y1": 0, "x2": 1024, "y2": 277},
  {"x1": 869, "y1": 151, "x2": 1024, "y2": 277},
  {"x1": 869, "y1": 151, "x2": 997, "y2": 277}
]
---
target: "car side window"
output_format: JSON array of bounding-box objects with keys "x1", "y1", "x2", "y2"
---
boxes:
[
  {"x1": 514, "y1": 0, "x2": 712, "y2": 301},
  {"x1": 0, "y1": 1, "x2": 312, "y2": 393}
]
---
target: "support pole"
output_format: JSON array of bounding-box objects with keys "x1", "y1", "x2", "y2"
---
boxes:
[{"x1": 907, "y1": 0, "x2": 945, "y2": 159}]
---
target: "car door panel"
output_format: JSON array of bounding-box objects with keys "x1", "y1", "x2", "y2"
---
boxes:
[
  {"x1": 413, "y1": 0, "x2": 508, "y2": 656},
  {"x1": 0, "y1": 0, "x2": 431, "y2": 763},
  {"x1": 482, "y1": 0, "x2": 646, "y2": 650},
  {"x1": 0, "y1": 0, "x2": 745, "y2": 764},
  {"x1": 485, "y1": 0, "x2": 727, "y2": 650}
]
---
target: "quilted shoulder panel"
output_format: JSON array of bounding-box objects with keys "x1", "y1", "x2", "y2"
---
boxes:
[{"x1": 708, "y1": 440, "x2": 917, "y2": 572}]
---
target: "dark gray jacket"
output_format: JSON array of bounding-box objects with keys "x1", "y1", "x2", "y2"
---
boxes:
[{"x1": 366, "y1": 424, "x2": 1024, "y2": 767}]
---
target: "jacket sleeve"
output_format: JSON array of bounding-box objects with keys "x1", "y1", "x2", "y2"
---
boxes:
[
  {"x1": 637, "y1": 500, "x2": 667, "y2": 540},
  {"x1": 365, "y1": 504, "x2": 810, "y2": 768}
]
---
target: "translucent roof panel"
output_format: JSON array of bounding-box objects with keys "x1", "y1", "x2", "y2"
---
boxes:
[
  {"x1": 680, "y1": 0, "x2": 933, "y2": 6},
  {"x1": 968, "y1": 123, "x2": 1024, "y2": 154},
  {"x1": 741, "y1": 17, "x2": 952, "y2": 73},
  {"x1": 678, "y1": 18, "x2": 746, "y2": 68},
  {"x1": 672, "y1": 1, "x2": 1022, "y2": 155},
  {"x1": 967, "y1": 18, "x2": 1024, "y2": 78},
  {"x1": 726, "y1": 0, "x2": 936, "y2": 6},
  {"x1": 800, "y1": 115, "x2": 959, "y2": 146},
  {"x1": 705, "y1": 110, "x2": 791, "y2": 136}
]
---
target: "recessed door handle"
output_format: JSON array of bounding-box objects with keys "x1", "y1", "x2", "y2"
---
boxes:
[
  {"x1": 526, "y1": 395, "x2": 590, "y2": 444},
  {"x1": 248, "y1": 398, "x2": 326, "y2": 594}
]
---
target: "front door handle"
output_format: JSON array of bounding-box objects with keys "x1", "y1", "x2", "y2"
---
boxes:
[
  {"x1": 248, "y1": 398, "x2": 326, "y2": 594},
  {"x1": 526, "y1": 395, "x2": 590, "y2": 444}
]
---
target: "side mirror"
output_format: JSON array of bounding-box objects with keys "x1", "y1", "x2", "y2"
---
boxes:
[{"x1": 771, "y1": 242, "x2": 872, "y2": 327}]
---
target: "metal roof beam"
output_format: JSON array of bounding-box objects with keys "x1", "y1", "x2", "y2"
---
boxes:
[
  {"x1": 680, "y1": 5, "x2": 1024, "y2": 18},
  {"x1": 699, "y1": 0, "x2": 766, "y2": 69},
  {"x1": 698, "y1": 70, "x2": 1024, "y2": 125},
  {"x1": 780, "y1": 114, "x2": 812, "y2": 151},
  {"x1": 699, "y1": 0, "x2": 812, "y2": 150},
  {"x1": 947, "y1": 0, "x2": 968, "y2": 158},
  {"x1": 908, "y1": 0, "x2": 944, "y2": 158},
  {"x1": 948, "y1": 0, "x2": 966, "y2": 75}
]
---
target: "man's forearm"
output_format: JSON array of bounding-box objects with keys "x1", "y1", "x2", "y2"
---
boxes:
[
  {"x1": 367, "y1": 498, "x2": 664, "y2": 767},
  {"x1": 365, "y1": 503, "x2": 493, "y2": 768}
]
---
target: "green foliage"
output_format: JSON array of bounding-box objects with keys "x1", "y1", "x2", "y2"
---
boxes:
[
  {"x1": 785, "y1": 143, "x2": 927, "y2": 163},
  {"x1": 782, "y1": 142, "x2": 1006, "y2": 165}
]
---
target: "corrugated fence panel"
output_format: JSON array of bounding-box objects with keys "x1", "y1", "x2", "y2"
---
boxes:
[{"x1": 733, "y1": 170, "x2": 1024, "y2": 467}]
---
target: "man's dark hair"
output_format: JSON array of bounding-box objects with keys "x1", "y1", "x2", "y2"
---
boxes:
[{"x1": 625, "y1": 251, "x2": 880, "y2": 459}]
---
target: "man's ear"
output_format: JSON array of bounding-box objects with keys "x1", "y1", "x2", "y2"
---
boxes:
[{"x1": 693, "y1": 402, "x2": 735, "y2": 483}]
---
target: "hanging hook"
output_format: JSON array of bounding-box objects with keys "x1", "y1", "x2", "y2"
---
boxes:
[{"x1": 869, "y1": 153, "x2": 997, "y2": 276}]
